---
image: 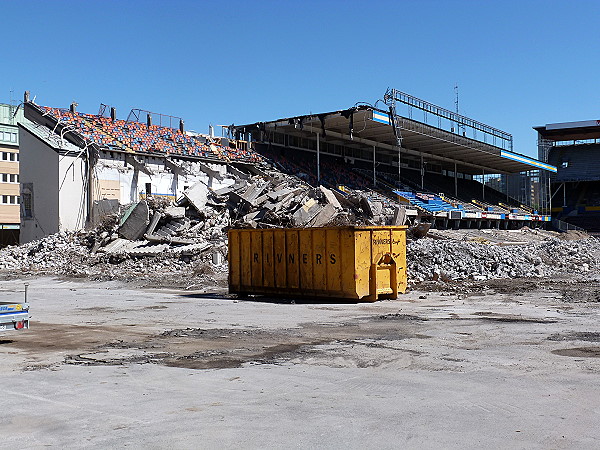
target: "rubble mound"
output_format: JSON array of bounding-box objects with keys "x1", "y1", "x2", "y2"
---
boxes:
[
  {"x1": 408, "y1": 234, "x2": 600, "y2": 283},
  {"x1": 2, "y1": 160, "x2": 597, "y2": 288}
]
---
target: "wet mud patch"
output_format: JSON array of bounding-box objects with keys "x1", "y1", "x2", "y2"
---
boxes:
[
  {"x1": 472, "y1": 312, "x2": 557, "y2": 323},
  {"x1": 60, "y1": 313, "x2": 429, "y2": 370},
  {"x1": 548, "y1": 332, "x2": 600, "y2": 342},
  {"x1": 560, "y1": 283, "x2": 600, "y2": 303},
  {"x1": 552, "y1": 347, "x2": 600, "y2": 358},
  {"x1": 163, "y1": 342, "x2": 318, "y2": 370},
  {"x1": 377, "y1": 313, "x2": 428, "y2": 321}
]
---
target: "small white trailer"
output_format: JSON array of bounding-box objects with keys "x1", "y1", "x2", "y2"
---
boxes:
[{"x1": 0, "y1": 284, "x2": 30, "y2": 333}]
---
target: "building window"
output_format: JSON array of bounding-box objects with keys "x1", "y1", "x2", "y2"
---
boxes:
[
  {"x1": 0, "y1": 173, "x2": 19, "y2": 183},
  {"x1": 0, "y1": 195, "x2": 19, "y2": 204},
  {"x1": 1, "y1": 152, "x2": 18, "y2": 161}
]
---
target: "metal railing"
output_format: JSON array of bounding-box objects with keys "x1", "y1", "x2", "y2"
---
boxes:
[
  {"x1": 552, "y1": 218, "x2": 585, "y2": 232},
  {"x1": 384, "y1": 88, "x2": 513, "y2": 150}
]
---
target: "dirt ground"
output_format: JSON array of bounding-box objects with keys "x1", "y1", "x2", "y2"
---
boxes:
[{"x1": 1, "y1": 276, "x2": 599, "y2": 448}]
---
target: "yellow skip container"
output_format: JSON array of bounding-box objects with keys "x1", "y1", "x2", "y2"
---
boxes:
[{"x1": 228, "y1": 226, "x2": 407, "y2": 302}]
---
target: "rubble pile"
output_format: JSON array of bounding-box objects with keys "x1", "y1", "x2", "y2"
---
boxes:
[
  {"x1": 407, "y1": 235, "x2": 600, "y2": 283},
  {"x1": 0, "y1": 163, "x2": 407, "y2": 285},
  {"x1": 212, "y1": 169, "x2": 404, "y2": 229},
  {"x1": 0, "y1": 159, "x2": 597, "y2": 287},
  {"x1": 90, "y1": 164, "x2": 406, "y2": 259}
]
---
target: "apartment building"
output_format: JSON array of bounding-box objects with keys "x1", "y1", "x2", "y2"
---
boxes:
[{"x1": 0, "y1": 103, "x2": 23, "y2": 245}]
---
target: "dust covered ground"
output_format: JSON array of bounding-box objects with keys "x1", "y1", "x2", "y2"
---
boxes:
[{"x1": 1, "y1": 276, "x2": 599, "y2": 448}]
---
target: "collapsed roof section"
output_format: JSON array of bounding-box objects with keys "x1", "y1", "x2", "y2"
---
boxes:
[{"x1": 235, "y1": 105, "x2": 556, "y2": 175}]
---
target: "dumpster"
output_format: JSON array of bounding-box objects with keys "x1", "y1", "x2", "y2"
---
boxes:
[{"x1": 228, "y1": 226, "x2": 407, "y2": 302}]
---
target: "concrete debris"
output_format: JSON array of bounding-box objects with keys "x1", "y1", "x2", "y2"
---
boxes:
[
  {"x1": 118, "y1": 201, "x2": 150, "y2": 240},
  {"x1": 406, "y1": 229, "x2": 599, "y2": 284},
  {"x1": 392, "y1": 206, "x2": 407, "y2": 226},
  {"x1": 5, "y1": 156, "x2": 592, "y2": 289},
  {"x1": 319, "y1": 186, "x2": 342, "y2": 209},
  {"x1": 181, "y1": 181, "x2": 209, "y2": 212},
  {"x1": 308, "y1": 204, "x2": 338, "y2": 228},
  {"x1": 293, "y1": 199, "x2": 322, "y2": 227},
  {"x1": 164, "y1": 206, "x2": 185, "y2": 219}
]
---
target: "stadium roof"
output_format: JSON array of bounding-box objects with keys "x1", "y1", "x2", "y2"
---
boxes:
[
  {"x1": 534, "y1": 120, "x2": 600, "y2": 142},
  {"x1": 237, "y1": 106, "x2": 557, "y2": 174}
]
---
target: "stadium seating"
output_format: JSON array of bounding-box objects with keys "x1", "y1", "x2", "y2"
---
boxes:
[
  {"x1": 40, "y1": 107, "x2": 262, "y2": 163},
  {"x1": 394, "y1": 190, "x2": 458, "y2": 213},
  {"x1": 549, "y1": 144, "x2": 600, "y2": 182}
]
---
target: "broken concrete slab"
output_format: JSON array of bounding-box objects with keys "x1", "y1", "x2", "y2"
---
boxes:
[
  {"x1": 212, "y1": 185, "x2": 234, "y2": 196},
  {"x1": 100, "y1": 238, "x2": 130, "y2": 254},
  {"x1": 146, "y1": 212, "x2": 163, "y2": 236},
  {"x1": 171, "y1": 242, "x2": 212, "y2": 255},
  {"x1": 165, "y1": 158, "x2": 192, "y2": 176},
  {"x1": 319, "y1": 186, "x2": 342, "y2": 209},
  {"x1": 241, "y1": 182, "x2": 268, "y2": 204},
  {"x1": 393, "y1": 206, "x2": 407, "y2": 226},
  {"x1": 275, "y1": 192, "x2": 298, "y2": 212},
  {"x1": 92, "y1": 199, "x2": 119, "y2": 226},
  {"x1": 308, "y1": 204, "x2": 337, "y2": 227},
  {"x1": 145, "y1": 234, "x2": 197, "y2": 245},
  {"x1": 118, "y1": 201, "x2": 150, "y2": 240},
  {"x1": 182, "y1": 182, "x2": 209, "y2": 213},
  {"x1": 126, "y1": 154, "x2": 154, "y2": 176},
  {"x1": 331, "y1": 189, "x2": 354, "y2": 208},
  {"x1": 244, "y1": 209, "x2": 268, "y2": 223},
  {"x1": 197, "y1": 162, "x2": 223, "y2": 181},
  {"x1": 293, "y1": 198, "x2": 322, "y2": 227},
  {"x1": 226, "y1": 164, "x2": 249, "y2": 180},
  {"x1": 164, "y1": 206, "x2": 186, "y2": 219},
  {"x1": 359, "y1": 196, "x2": 374, "y2": 218},
  {"x1": 123, "y1": 242, "x2": 170, "y2": 256},
  {"x1": 228, "y1": 191, "x2": 253, "y2": 214},
  {"x1": 371, "y1": 201, "x2": 383, "y2": 217},
  {"x1": 254, "y1": 194, "x2": 270, "y2": 206}
]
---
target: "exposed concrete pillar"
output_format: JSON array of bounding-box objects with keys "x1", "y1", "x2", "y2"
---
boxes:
[
  {"x1": 454, "y1": 162, "x2": 458, "y2": 197},
  {"x1": 420, "y1": 153, "x2": 424, "y2": 190},
  {"x1": 373, "y1": 145, "x2": 376, "y2": 187},
  {"x1": 398, "y1": 144, "x2": 401, "y2": 184},
  {"x1": 316, "y1": 133, "x2": 320, "y2": 184},
  {"x1": 482, "y1": 168, "x2": 485, "y2": 201}
]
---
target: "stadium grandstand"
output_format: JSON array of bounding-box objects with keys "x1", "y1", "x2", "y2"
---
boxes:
[
  {"x1": 536, "y1": 119, "x2": 600, "y2": 232},
  {"x1": 233, "y1": 88, "x2": 557, "y2": 229},
  {"x1": 18, "y1": 89, "x2": 558, "y2": 235},
  {"x1": 36, "y1": 103, "x2": 260, "y2": 163}
]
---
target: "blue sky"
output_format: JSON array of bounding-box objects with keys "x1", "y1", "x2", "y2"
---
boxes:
[{"x1": 3, "y1": 0, "x2": 599, "y2": 158}]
